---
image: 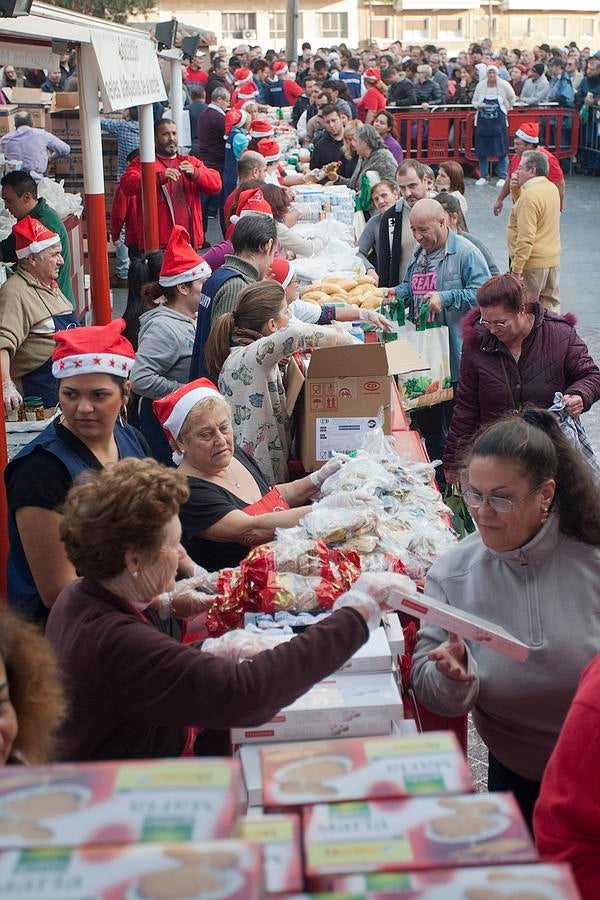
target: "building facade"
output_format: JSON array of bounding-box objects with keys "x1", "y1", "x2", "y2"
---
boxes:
[{"x1": 149, "y1": 0, "x2": 600, "y2": 51}]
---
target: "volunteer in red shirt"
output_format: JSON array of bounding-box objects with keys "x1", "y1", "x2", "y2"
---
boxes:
[
  {"x1": 494, "y1": 122, "x2": 565, "y2": 215},
  {"x1": 269, "y1": 60, "x2": 303, "y2": 107},
  {"x1": 120, "y1": 118, "x2": 221, "y2": 251},
  {"x1": 111, "y1": 150, "x2": 143, "y2": 260},
  {"x1": 358, "y1": 68, "x2": 386, "y2": 124},
  {"x1": 534, "y1": 653, "x2": 600, "y2": 898},
  {"x1": 185, "y1": 55, "x2": 208, "y2": 86}
]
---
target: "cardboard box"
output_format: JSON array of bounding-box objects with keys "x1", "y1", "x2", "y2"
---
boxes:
[
  {"x1": 53, "y1": 92, "x2": 79, "y2": 109},
  {"x1": 327, "y1": 863, "x2": 581, "y2": 898},
  {"x1": 255, "y1": 627, "x2": 393, "y2": 676},
  {"x1": 385, "y1": 585, "x2": 530, "y2": 662},
  {"x1": 0, "y1": 840, "x2": 263, "y2": 900},
  {"x1": 300, "y1": 340, "x2": 427, "y2": 471},
  {"x1": 0, "y1": 758, "x2": 242, "y2": 848},
  {"x1": 0, "y1": 111, "x2": 16, "y2": 137},
  {"x1": 303, "y1": 792, "x2": 537, "y2": 880},
  {"x1": 231, "y1": 672, "x2": 402, "y2": 747},
  {"x1": 53, "y1": 149, "x2": 83, "y2": 177},
  {"x1": 262, "y1": 732, "x2": 473, "y2": 810},
  {"x1": 48, "y1": 110, "x2": 81, "y2": 141},
  {"x1": 383, "y1": 612, "x2": 405, "y2": 660},
  {"x1": 7, "y1": 87, "x2": 52, "y2": 106},
  {"x1": 238, "y1": 813, "x2": 303, "y2": 895}
]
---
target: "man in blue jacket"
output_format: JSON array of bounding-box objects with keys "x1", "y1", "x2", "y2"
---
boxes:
[{"x1": 393, "y1": 197, "x2": 490, "y2": 464}]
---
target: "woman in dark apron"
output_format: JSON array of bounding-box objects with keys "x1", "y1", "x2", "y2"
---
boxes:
[
  {"x1": 153, "y1": 379, "x2": 343, "y2": 572},
  {"x1": 474, "y1": 65, "x2": 510, "y2": 186},
  {"x1": 4, "y1": 319, "x2": 147, "y2": 625}
]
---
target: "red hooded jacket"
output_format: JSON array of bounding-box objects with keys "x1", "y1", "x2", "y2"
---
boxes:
[
  {"x1": 120, "y1": 153, "x2": 221, "y2": 250},
  {"x1": 110, "y1": 183, "x2": 143, "y2": 252},
  {"x1": 443, "y1": 303, "x2": 600, "y2": 470}
]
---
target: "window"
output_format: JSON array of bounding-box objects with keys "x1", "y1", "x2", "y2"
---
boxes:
[
  {"x1": 549, "y1": 17, "x2": 566, "y2": 38},
  {"x1": 581, "y1": 18, "x2": 595, "y2": 39},
  {"x1": 268, "y1": 12, "x2": 286, "y2": 40},
  {"x1": 474, "y1": 15, "x2": 497, "y2": 39},
  {"x1": 221, "y1": 13, "x2": 257, "y2": 40},
  {"x1": 315, "y1": 12, "x2": 348, "y2": 39},
  {"x1": 371, "y1": 17, "x2": 392, "y2": 40},
  {"x1": 438, "y1": 17, "x2": 463, "y2": 40},
  {"x1": 404, "y1": 17, "x2": 430, "y2": 41},
  {"x1": 509, "y1": 15, "x2": 531, "y2": 39}
]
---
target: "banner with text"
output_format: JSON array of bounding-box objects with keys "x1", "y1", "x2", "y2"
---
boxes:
[{"x1": 90, "y1": 32, "x2": 166, "y2": 113}]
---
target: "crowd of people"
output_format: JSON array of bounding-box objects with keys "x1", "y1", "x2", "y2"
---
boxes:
[{"x1": 0, "y1": 32, "x2": 599, "y2": 899}]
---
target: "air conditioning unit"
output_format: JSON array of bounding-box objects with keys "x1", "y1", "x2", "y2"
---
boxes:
[{"x1": 243, "y1": 29, "x2": 257, "y2": 40}]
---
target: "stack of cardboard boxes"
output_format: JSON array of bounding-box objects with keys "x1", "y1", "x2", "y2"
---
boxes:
[{"x1": 0, "y1": 744, "x2": 581, "y2": 898}]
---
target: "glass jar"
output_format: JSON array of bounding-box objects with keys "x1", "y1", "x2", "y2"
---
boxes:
[{"x1": 23, "y1": 396, "x2": 45, "y2": 422}]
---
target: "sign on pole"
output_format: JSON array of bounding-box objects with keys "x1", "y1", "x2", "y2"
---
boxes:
[{"x1": 90, "y1": 32, "x2": 166, "y2": 112}]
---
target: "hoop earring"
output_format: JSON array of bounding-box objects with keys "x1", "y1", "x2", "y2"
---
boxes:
[{"x1": 119, "y1": 403, "x2": 128, "y2": 427}]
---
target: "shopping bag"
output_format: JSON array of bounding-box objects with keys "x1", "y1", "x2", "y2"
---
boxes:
[
  {"x1": 353, "y1": 209, "x2": 367, "y2": 240},
  {"x1": 443, "y1": 484, "x2": 476, "y2": 540},
  {"x1": 396, "y1": 320, "x2": 453, "y2": 409},
  {"x1": 549, "y1": 392, "x2": 600, "y2": 479}
]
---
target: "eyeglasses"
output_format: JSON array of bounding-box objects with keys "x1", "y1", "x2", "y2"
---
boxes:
[
  {"x1": 462, "y1": 485, "x2": 541, "y2": 513},
  {"x1": 479, "y1": 316, "x2": 509, "y2": 330}
]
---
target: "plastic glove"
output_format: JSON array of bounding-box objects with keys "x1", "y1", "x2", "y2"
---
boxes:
[
  {"x1": 157, "y1": 571, "x2": 220, "y2": 619},
  {"x1": 358, "y1": 308, "x2": 393, "y2": 332},
  {"x1": 3, "y1": 379, "x2": 22, "y2": 415},
  {"x1": 332, "y1": 572, "x2": 417, "y2": 631},
  {"x1": 309, "y1": 454, "x2": 348, "y2": 488},
  {"x1": 316, "y1": 491, "x2": 379, "y2": 509},
  {"x1": 331, "y1": 323, "x2": 361, "y2": 346},
  {"x1": 201, "y1": 629, "x2": 286, "y2": 663}
]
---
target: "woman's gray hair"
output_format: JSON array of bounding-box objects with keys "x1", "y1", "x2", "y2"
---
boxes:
[{"x1": 357, "y1": 124, "x2": 384, "y2": 152}]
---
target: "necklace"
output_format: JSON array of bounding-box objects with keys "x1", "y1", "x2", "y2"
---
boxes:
[{"x1": 187, "y1": 461, "x2": 241, "y2": 488}]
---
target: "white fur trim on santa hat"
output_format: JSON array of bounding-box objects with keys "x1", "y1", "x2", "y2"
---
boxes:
[
  {"x1": 239, "y1": 209, "x2": 273, "y2": 219},
  {"x1": 15, "y1": 233, "x2": 60, "y2": 260},
  {"x1": 515, "y1": 128, "x2": 539, "y2": 144},
  {"x1": 52, "y1": 352, "x2": 134, "y2": 379},
  {"x1": 163, "y1": 385, "x2": 223, "y2": 440},
  {"x1": 159, "y1": 260, "x2": 212, "y2": 288},
  {"x1": 262, "y1": 151, "x2": 281, "y2": 163}
]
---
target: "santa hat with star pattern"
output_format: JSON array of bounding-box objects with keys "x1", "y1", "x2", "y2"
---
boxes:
[{"x1": 52, "y1": 318, "x2": 135, "y2": 379}]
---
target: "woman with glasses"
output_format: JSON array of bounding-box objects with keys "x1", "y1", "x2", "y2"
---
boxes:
[
  {"x1": 412, "y1": 407, "x2": 600, "y2": 829},
  {"x1": 443, "y1": 274, "x2": 600, "y2": 483}
]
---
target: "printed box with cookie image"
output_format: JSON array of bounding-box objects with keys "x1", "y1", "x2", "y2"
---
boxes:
[
  {"x1": 0, "y1": 759, "x2": 242, "y2": 849},
  {"x1": 303, "y1": 793, "x2": 537, "y2": 882},
  {"x1": 238, "y1": 813, "x2": 303, "y2": 895},
  {"x1": 230, "y1": 672, "x2": 403, "y2": 746},
  {"x1": 0, "y1": 840, "x2": 263, "y2": 900},
  {"x1": 325, "y1": 862, "x2": 582, "y2": 898},
  {"x1": 253, "y1": 626, "x2": 393, "y2": 675},
  {"x1": 261, "y1": 732, "x2": 474, "y2": 810}
]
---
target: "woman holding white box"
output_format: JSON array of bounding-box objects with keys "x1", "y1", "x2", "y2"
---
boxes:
[{"x1": 411, "y1": 408, "x2": 600, "y2": 829}]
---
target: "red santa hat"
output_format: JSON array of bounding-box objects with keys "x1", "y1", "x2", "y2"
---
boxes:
[
  {"x1": 233, "y1": 67, "x2": 253, "y2": 86},
  {"x1": 13, "y1": 215, "x2": 60, "y2": 259},
  {"x1": 267, "y1": 257, "x2": 295, "y2": 289},
  {"x1": 364, "y1": 67, "x2": 381, "y2": 82},
  {"x1": 515, "y1": 122, "x2": 540, "y2": 144},
  {"x1": 159, "y1": 226, "x2": 211, "y2": 288},
  {"x1": 153, "y1": 378, "x2": 223, "y2": 442},
  {"x1": 272, "y1": 60, "x2": 288, "y2": 76},
  {"x1": 224, "y1": 107, "x2": 250, "y2": 136},
  {"x1": 52, "y1": 318, "x2": 135, "y2": 379},
  {"x1": 250, "y1": 118, "x2": 274, "y2": 139},
  {"x1": 256, "y1": 138, "x2": 281, "y2": 163},
  {"x1": 231, "y1": 188, "x2": 273, "y2": 224},
  {"x1": 235, "y1": 82, "x2": 259, "y2": 106}
]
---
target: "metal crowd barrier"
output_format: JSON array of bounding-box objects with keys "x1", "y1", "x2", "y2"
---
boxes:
[
  {"x1": 577, "y1": 106, "x2": 600, "y2": 172},
  {"x1": 389, "y1": 105, "x2": 579, "y2": 170}
]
